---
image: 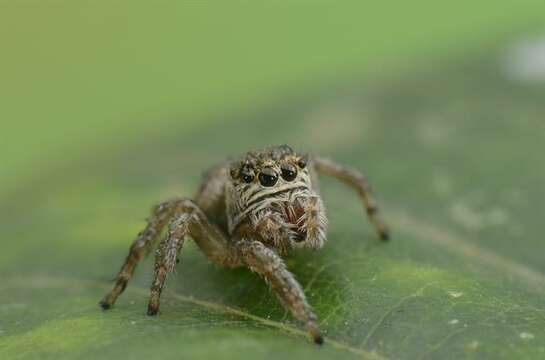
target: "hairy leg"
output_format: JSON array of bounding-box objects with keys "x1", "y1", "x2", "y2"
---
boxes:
[
  {"x1": 237, "y1": 240, "x2": 323, "y2": 344},
  {"x1": 313, "y1": 156, "x2": 389, "y2": 240},
  {"x1": 181, "y1": 199, "x2": 242, "y2": 268},
  {"x1": 100, "y1": 198, "x2": 240, "y2": 310},
  {"x1": 100, "y1": 198, "x2": 186, "y2": 309},
  {"x1": 146, "y1": 199, "x2": 242, "y2": 315},
  {"x1": 147, "y1": 213, "x2": 188, "y2": 315}
]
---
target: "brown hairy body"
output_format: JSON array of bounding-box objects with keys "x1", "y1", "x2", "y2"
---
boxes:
[{"x1": 100, "y1": 145, "x2": 389, "y2": 344}]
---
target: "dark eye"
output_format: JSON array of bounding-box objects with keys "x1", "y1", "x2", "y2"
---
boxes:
[
  {"x1": 258, "y1": 167, "x2": 278, "y2": 187},
  {"x1": 242, "y1": 174, "x2": 254, "y2": 183},
  {"x1": 297, "y1": 155, "x2": 308, "y2": 169},
  {"x1": 240, "y1": 166, "x2": 254, "y2": 183},
  {"x1": 281, "y1": 164, "x2": 297, "y2": 181}
]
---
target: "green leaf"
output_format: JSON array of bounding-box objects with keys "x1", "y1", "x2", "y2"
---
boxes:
[{"x1": 2, "y1": 27, "x2": 545, "y2": 360}]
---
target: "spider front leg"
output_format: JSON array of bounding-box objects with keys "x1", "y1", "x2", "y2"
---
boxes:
[
  {"x1": 147, "y1": 199, "x2": 241, "y2": 315},
  {"x1": 147, "y1": 213, "x2": 188, "y2": 315},
  {"x1": 313, "y1": 157, "x2": 390, "y2": 240},
  {"x1": 101, "y1": 198, "x2": 240, "y2": 311},
  {"x1": 237, "y1": 240, "x2": 323, "y2": 345},
  {"x1": 100, "y1": 197, "x2": 185, "y2": 309}
]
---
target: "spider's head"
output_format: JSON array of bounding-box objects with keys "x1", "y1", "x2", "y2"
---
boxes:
[{"x1": 229, "y1": 144, "x2": 311, "y2": 210}]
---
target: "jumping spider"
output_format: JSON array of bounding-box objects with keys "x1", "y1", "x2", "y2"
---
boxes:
[{"x1": 100, "y1": 145, "x2": 389, "y2": 344}]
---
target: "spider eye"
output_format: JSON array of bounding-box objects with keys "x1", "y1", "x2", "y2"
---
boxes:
[
  {"x1": 242, "y1": 174, "x2": 254, "y2": 183},
  {"x1": 258, "y1": 167, "x2": 278, "y2": 187},
  {"x1": 240, "y1": 166, "x2": 255, "y2": 183},
  {"x1": 281, "y1": 164, "x2": 297, "y2": 181},
  {"x1": 297, "y1": 155, "x2": 308, "y2": 169}
]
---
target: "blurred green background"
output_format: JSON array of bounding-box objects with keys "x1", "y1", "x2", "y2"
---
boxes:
[{"x1": 1, "y1": 2, "x2": 545, "y2": 360}]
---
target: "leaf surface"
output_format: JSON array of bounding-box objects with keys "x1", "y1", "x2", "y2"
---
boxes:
[{"x1": 2, "y1": 31, "x2": 545, "y2": 360}]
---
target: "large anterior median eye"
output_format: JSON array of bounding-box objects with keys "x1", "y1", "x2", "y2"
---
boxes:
[
  {"x1": 258, "y1": 167, "x2": 278, "y2": 187},
  {"x1": 281, "y1": 164, "x2": 297, "y2": 181}
]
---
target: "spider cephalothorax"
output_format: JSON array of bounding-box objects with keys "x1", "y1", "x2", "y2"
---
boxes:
[
  {"x1": 100, "y1": 145, "x2": 389, "y2": 345},
  {"x1": 227, "y1": 145, "x2": 326, "y2": 254}
]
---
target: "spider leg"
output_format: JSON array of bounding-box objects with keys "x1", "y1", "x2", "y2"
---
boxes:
[
  {"x1": 100, "y1": 198, "x2": 240, "y2": 310},
  {"x1": 146, "y1": 213, "x2": 187, "y2": 315},
  {"x1": 313, "y1": 156, "x2": 389, "y2": 240},
  {"x1": 99, "y1": 197, "x2": 185, "y2": 309},
  {"x1": 237, "y1": 240, "x2": 323, "y2": 345},
  {"x1": 147, "y1": 199, "x2": 241, "y2": 315}
]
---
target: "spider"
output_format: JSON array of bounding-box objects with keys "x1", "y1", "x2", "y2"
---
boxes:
[{"x1": 100, "y1": 145, "x2": 389, "y2": 344}]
